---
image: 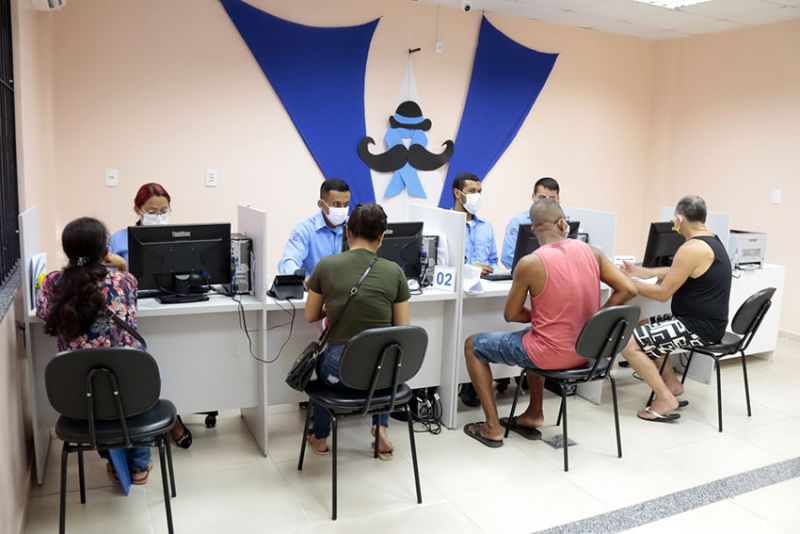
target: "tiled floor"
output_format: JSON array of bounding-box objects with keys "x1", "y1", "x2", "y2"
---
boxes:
[{"x1": 24, "y1": 339, "x2": 800, "y2": 533}]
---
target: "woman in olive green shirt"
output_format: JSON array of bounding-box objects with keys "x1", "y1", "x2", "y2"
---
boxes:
[{"x1": 305, "y1": 203, "x2": 411, "y2": 460}]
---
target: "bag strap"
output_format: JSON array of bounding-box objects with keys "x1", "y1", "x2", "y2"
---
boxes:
[
  {"x1": 103, "y1": 307, "x2": 147, "y2": 347},
  {"x1": 317, "y1": 256, "x2": 378, "y2": 346}
]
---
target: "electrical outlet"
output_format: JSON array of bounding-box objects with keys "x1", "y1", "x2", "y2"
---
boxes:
[
  {"x1": 770, "y1": 189, "x2": 781, "y2": 205},
  {"x1": 435, "y1": 39, "x2": 444, "y2": 54},
  {"x1": 205, "y1": 168, "x2": 218, "y2": 188},
  {"x1": 105, "y1": 168, "x2": 119, "y2": 187}
]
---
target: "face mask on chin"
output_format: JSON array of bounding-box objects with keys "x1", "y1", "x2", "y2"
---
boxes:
[
  {"x1": 142, "y1": 213, "x2": 170, "y2": 226},
  {"x1": 462, "y1": 193, "x2": 482, "y2": 215},
  {"x1": 324, "y1": 205, "x2": 348, "y2": 227}
]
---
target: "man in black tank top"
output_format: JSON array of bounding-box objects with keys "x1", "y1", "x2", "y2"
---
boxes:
[{"x1": 620, "y1": 195, "x2": 732, "y2": 423}]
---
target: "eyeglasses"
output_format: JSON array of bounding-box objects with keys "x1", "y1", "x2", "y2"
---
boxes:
[{"x1": 143, "y1": 208, "x2": 171, "y2": 216}]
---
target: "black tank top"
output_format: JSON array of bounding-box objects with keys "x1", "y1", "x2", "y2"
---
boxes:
[{"x1": 671, "y1": 235, "x2": 732, "y2": 342}]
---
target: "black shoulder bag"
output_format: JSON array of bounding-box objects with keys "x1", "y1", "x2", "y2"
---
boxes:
[
  {"x1": 285, "y1": 257, "x2": 378, "y2": 392},
  {"x1": 103, "y1": 307, "x2": 147, "y2": 348}
]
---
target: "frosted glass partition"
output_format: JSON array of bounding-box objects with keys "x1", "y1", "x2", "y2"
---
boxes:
[
  {"x1": 659, "y1": 206, "x2": 731, "y2": 252},
  {"x1": 563, "y1": 206, "x2": 616, "y2": 259}
]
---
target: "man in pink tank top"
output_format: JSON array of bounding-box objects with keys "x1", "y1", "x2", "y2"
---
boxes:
[{"x1": 463, "y1": 200, "x2": 636, "y2": 448}]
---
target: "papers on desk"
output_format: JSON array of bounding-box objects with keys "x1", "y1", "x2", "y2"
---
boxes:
[
  {"x1": 634, "y1": 276, "x2": 659, "y2": 285},
  {"x1": 462, "y1": 264, "x2": 484, "y2": 294},
  {"x1": 28, "y1": 252, "x2": 47, "y2": 313}
]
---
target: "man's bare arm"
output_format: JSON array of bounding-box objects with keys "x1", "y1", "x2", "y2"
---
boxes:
[
  {"x1": 594, "y1": 247, "x2": 637, "y2": 307},
  {"x1": 504, "y1": 255, "x2": 538, "y2": 323}
]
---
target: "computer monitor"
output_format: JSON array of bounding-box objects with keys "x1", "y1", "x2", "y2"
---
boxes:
[
  {"x1": 128, "y1": 223, "x2": 232, "y2": 294},
  {"x1": 510, "y1": 221, "x2": 580, "y2": 272},
  {"x1": 642, "y1": 222, "x2": 684, "y2": 267},
  {"x1": 378, "y1": 222, "x2": 424, "y2": 280}
]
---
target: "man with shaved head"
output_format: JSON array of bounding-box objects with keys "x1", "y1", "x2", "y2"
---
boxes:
[{"x1": 462, "y1": 199, "x2": 637, "y2": 447}]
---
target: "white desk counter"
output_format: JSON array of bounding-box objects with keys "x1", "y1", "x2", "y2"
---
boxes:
[{"x1": 265, "y1": 287, "x2": 460, "y2": 407}]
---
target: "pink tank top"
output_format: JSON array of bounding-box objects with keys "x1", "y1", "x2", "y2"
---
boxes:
[{"x1": 522, "y1": 239, "x2": 600, "y2": 370}]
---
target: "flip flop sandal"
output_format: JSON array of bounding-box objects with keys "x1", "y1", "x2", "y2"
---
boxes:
[
  {"x1": 173, "y1": 415, "x2": 193, "y2": 449},
  {"x1": 463, "y1": 422, "x2": 503, "y2": 448},
  {"x1": 106, "y1": 462, "x2": 122, "y2": 488},
  {"x1": 678, "y1": 400, "x2": 689, "y2": 408},
  {"x1": 308, "y1": 437, "x2": 330, "y2": 456},
  {"x1": 370, "y1": 443, "x2": 394, "y2": 461},
  {"x1": 499, "y1": 417, "x2": 542, "y2": 441},
  {"x1": 637, "y1": 407, "x2": 680, "y2": 423},
  {"x1": 131, "y1": 462, "x2": 153, "y2": 485}
]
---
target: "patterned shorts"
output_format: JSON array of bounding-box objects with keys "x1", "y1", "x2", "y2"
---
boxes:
[{"x1": 633, "y1": 314, "x2": 707, "y2": 358}]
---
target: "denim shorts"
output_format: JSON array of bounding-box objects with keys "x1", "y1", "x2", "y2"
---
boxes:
[{"x1": 472, "y1": 329, "x2": 538, "y2": 369}]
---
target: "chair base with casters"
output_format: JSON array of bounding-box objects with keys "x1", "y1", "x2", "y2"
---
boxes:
[
  {"x1": 200, "y1": 410, "x2": 218, "y2": 428},
  {"x1": 503, "y1": 305, "x2": 639, "y2": 472},
  {"x1": 505, "y1": 364, "x2": 622, "y2": 473},
  {"x1": 296, "y1": 325, "x2": 428, "y2": 521},
  {"x1": 644, "y1": 287, "x2": 775, "y2": 433}
]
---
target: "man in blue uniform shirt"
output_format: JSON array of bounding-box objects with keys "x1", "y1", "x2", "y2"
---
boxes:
[
  {"x1": 501, "y1": 177, "x2": 560, "y2": 270},
  {"x1": 278, "y1": 178, "x2": 351, "y2": 276},
  {"x1": 452, "y1": 172, "x2": 498, "y2": 276}
]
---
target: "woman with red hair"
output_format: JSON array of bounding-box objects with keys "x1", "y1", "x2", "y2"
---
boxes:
[
  {"x1": 108, "y1": 182, "x2": 193, "y2": 448},
  {"x1": 108, "y1": 182, "x2": 173, "y2": 266}
]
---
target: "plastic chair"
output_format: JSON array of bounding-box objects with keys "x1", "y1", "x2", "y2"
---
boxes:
[
  {"x1": 297, "y1": 326, "x2": 428, "y2": 520},
  {"x1": 45, "y1": 348, "x2": 178, "y2": 534},
  {"x1": 647, "y1": 287, "x2": 776, "y2": 432},
  {"x1": 505, "y1": 305, "x2": 640, "y2": 472}
]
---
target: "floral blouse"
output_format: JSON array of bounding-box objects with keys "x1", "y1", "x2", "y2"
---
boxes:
[{"x1": 36, "y1": 270, "x2": 144, "y2": 352}]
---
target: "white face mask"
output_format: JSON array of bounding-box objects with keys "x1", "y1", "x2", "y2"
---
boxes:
[
  {"x1": 142, "y1": 213, "x2": 170, "y2": 226},
  {"x1": 324, "y1": 204, "x2": 348, "y2": 227},
  {"x1": 462, "y1": 193, "x2": 482, "y2": 215}
]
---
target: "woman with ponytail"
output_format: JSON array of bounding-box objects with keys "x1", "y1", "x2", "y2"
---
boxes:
[{"x1": 37, "y1": 217, "x2": 154, "y2": 484}]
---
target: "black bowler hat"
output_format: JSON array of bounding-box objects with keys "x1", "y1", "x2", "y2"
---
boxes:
[{"x1": 389, "y1": 100, "x2": 432, "y2": 131}]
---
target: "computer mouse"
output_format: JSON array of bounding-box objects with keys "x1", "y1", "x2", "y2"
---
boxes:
[{"x1": 407, "y1": 279, "x2": 420, "y2": 291}]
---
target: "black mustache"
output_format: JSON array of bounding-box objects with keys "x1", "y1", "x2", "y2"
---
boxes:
[{"x1": 358, "y1": 137, "x2": 454, "y2": 173}]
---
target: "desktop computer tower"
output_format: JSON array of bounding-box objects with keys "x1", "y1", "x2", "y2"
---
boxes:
[{"x1": 231, "y1": 233, "x2": 253, "y2": 295}]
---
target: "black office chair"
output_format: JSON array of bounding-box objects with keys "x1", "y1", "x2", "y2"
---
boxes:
[
  {"x1": 647, "y1": 287, "x2": 776, "y2": 432},
  {"x1": 505, "y1": 305, "x2": 640, "y2": 472},
  {"x1": 44, "y1": 348, "x2": 178, "y2": 534},
  {"x1": 297, "y1": 326, "x2": 428, "y2": 520}
]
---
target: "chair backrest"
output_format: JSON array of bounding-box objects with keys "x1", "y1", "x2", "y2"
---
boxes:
[
  {"x1": 731, "y1": 287, "x2": 776, "y2": 338},
  {"x1": 45, "y1": 348, "x2": 161, "y2": 421},
  {"x1": 575, "y1": 305, "x2": 640, "y2": 379},
  {"x1": 338, "y1": 325, "x2": 427, "y2": 394}
]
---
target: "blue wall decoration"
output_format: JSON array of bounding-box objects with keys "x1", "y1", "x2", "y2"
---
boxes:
[
  {"x1": 219, "y1": 0, "x2": 379, "y2": 207},
  {"x1": 437, "y1": 17, "x2": 558, "y2": 209},
  {"x1": 358, "y1": 101, "x2": 454, "y2": 199}
]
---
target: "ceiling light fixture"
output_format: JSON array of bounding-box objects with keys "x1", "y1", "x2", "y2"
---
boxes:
[{"x1": 631, "y1": 0, "x2": 711, "y2": 9}]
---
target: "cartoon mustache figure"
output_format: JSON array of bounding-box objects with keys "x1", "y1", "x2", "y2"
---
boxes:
[{"x1": 359, "y1": 101, "x2": 454, "y2": 198}]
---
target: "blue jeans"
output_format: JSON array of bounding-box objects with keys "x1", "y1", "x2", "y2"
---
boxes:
[
  {"x1": 99, "y1": 446, "x2": 151, "y2": 472},
  {"x1": 472, "y1": 329, "x2": 539, "y2": 369},
  {"x1": 313, "y1": 344, "x2": 390, "y2": 439}
]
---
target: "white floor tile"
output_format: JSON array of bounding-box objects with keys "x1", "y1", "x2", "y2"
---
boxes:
[
  {"x1": 733, "y1": 478, "x2": 800, "y2": 532},
  {"x1": 316, "y1": 501, "x2": 484, "y2": 534},
  {"x1": 733, "y1": 416, "x2": 800, "y2": 459}
]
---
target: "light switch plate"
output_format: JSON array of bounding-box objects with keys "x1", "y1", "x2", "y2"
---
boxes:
[
  {"x1": 205, "y1": 168, "x2": 218, "y2": 188},
  {"x1": 105, "y1": 168, "x2": 119, "y2": 187}
]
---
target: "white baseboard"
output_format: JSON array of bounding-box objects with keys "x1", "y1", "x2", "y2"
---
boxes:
[{"x1": 778, "y1": 329, "x2": 800, "y2": 343}]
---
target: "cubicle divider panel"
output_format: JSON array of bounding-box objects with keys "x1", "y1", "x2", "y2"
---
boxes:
[
  {"x1": 237, "y1": 205, "x2": 269, "y2": 454},
  {"x1": 408, "y1": 204, "x2": 466, "y2": 428},
  {"x1": 19, "y1": 206, "x2": 52, "y2": 484},
  {"x1": 563, "y1": 206, "x2": 616, "y2": 260}
]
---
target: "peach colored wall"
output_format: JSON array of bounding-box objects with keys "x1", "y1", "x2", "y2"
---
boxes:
[
  {"x1": 2, "y1": 2, "x2": 54, "y2": 533},
  {"x1": 0, "y1": 295, "x2": 31, "y2": 534},
  {"x1": 43, "y1": 0, "x2": 655, "y2": 273},
  {"x1": 645, "y1": 19, "x2": 800, "y2": 334}
]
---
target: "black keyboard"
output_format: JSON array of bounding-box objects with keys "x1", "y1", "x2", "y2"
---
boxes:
[
  {"x1": 136, "y1": 289, "x2": 162, "y2": 299},
  {"x1": 155, "y1": 294, "x2": 209, "y2": 304},
  {"x1": 481, "y1": 272, "x2": 513, "y2": 282}
]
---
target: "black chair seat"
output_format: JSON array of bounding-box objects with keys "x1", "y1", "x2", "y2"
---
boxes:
[
  {"x1": 55, "y1": 399, "x2": 177, "y2": 445},
  {"x1": 694, "y1": 332, "x2": 743, "y2": 355},
  {"x1": 533, "y1": 358, "x2": 611, "y2": 381},
  {"x1": 306, "y1": 381, "x2": 412, "y2": 412}
]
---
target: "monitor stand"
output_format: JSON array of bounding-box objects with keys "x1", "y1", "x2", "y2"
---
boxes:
[{"x1": 155, "y1": 293, "x2": 210, "y2": 305}]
